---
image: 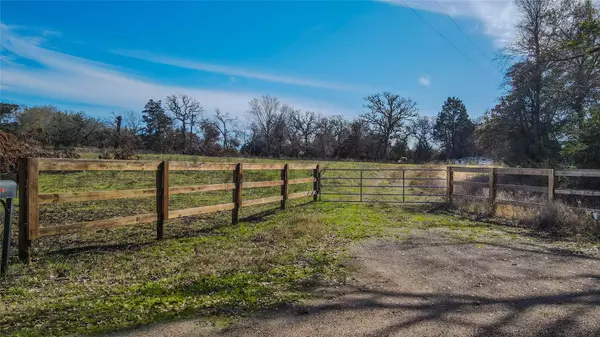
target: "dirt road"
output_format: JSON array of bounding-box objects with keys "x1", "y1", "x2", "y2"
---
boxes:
[{"x1": 114, "y1": 229, "x2": 600, "y2": 337}]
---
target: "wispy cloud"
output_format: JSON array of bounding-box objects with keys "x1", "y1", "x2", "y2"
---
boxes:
[
  {"x1": 113, "y1": 49, "x2": 370, "y2": 92},
  {"x1": 0, "y1": 24, "x2": 351, "y2": 118},
  {"x1": 378, "y1": 0, "x2": 519, "y2": 47},
  {"x1": 418, "y1": 75, "x2": 431, "y2": 88}
]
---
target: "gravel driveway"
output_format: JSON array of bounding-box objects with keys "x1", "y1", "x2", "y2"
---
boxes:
[{"x1": 114, "y1": 229, "x2": 600, "y2": 337}]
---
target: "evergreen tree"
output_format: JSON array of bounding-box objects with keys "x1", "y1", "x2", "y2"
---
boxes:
[
  {"x1": 433, "y1": 97, "x2": 475, "y2": 160},
  {"x1": 142, "y1": 99, "x2": 173, "y2": 152}
]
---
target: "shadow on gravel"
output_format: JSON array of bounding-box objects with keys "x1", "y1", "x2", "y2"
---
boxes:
[{"x1": 290, "y1": 286, "x2": 600, "y2": 337}]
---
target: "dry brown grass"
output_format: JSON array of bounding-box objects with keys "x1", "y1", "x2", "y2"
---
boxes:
[
  {"x1": 451, "y1": 171, "x2": 600, "y2": 239},
  {"x1": 519, "y1": 202, "x2": 600, "y2": 238}
]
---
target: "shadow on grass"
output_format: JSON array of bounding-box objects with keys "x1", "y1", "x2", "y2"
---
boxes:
[{"x1": 35, "y1": 202, "x2": 317, "y2": 259}]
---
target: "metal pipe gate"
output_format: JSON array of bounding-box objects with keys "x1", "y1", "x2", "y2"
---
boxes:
[{"x1": 319, "y1": 167, "x2": 448, "y2": 204}]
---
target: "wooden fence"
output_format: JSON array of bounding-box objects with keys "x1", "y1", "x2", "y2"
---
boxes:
[
  {"x1": 12, "y1": 160, "x2": 600, "y2": 265},
  {"x1": 17, "y1": 158, "x2": 319, "y2": 263},
  {"x1": 448, "y1": 166, "x2": 600, "y2": 212}
]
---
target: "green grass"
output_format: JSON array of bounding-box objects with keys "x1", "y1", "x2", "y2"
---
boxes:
[
  {"x1": 2, "y1": 198, "x2": 509, "y2": 336},
  {"x1": 0, "y1": 154, "x2": 497, "y2": 336}
]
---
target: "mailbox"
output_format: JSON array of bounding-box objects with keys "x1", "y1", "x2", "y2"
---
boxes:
[
  {"x1": 1, "y1": 180, "x2": 16, "y2": 275},
  {"x1": 0, "y1": 180, "x2": 17, "y2": 199}
]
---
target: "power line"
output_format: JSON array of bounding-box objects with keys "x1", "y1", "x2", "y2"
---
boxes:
[
  {"x1": 399, "y1": 0, "x2": 493, "y2": 78},
  {"x1": 432, "y1": 0, "x2": 494, "y2": 63}
]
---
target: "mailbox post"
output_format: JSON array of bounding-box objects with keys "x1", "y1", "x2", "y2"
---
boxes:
[{"x1": 1, "y1": 180, "x2": 17, "y2": 275}]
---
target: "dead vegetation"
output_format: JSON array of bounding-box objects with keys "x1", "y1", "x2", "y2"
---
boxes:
[
  {"x1": 450, "y1": 171, "x2": 600, "y2": 240},
  {"x1": 520, "y1": 202, "x2": 600, "y2": 238},
  {"x1": 0, "y1": 130, "x2": 79, "y2": 172}
]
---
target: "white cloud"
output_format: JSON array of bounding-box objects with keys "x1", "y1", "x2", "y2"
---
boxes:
[
  {"x1": 378, "y1": 0, "x2": 519, "y2": 47},
  {"x1": 0, "y1": 25, "x2": 351, "y2": 118},
  {"x1": 418, "y1": 75, "x2": 431, "y2": 88},
  {"x1": 113, "y1": 49, "x2": 371, "y2": 92}
]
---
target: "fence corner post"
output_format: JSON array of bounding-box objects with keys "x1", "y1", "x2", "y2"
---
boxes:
[
  {"x1": 232, "y1": 163, "x2": 243, "y2": 224},
  {"x1": 548, "y1": 168, "x2": 555, "y2": 202},
  {"x1": 489, "y1": 167, "x2": 496, "y2": 215},
  {"x1": 18, "y1": 158, "x2": 38, "y2": 264},
  {"x1": 446, "y1": 166, "x2": 453, "y2": 205},
  {"x1": 280, "y1": 164, "x2": 289, "y2": 210},
  {"x1": 313, "y1": 164, "x2": 320, "y2": 202},
  {"x1": 156, "y1": 161, "x2": 169, "y2": 240}
]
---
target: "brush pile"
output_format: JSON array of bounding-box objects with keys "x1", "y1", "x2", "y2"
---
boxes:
[{"x1": 0, "y1": 131, "x2": 79, "y2": 172}]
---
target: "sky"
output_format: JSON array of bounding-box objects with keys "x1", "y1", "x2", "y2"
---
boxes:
[{"x1": 0, "y1": 0, "x2": 519, "y2": 120}]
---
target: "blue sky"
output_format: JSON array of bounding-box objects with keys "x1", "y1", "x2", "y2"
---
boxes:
[{"x1": 0, "y1": 1, "x2": 519, "y2": 120}]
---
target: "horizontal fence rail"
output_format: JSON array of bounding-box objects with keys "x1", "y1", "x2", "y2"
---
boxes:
[
  {"x1": 448, "y1": 166, "x2": 600, "y2": 214},
  {"x1": 14, "y1": 158, "x2": 320, "y2": 266}
]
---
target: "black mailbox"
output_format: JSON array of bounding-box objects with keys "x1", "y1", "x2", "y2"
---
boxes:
[
  {"x1": 1, "y1": 180, "x2": 17, "y2": 275},
  {"x1": 0, "y1": 180, "x2": 17, "y2": 199}
]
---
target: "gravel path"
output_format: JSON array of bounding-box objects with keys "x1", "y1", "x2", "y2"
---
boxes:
[{"x1": 112, "y1": 230, "x2": 600, "y2": 337}]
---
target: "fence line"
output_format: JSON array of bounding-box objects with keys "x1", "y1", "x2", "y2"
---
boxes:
[
  {"x1": 447, "y1": 166, "x2": 600, "y2": 214},
  {"x1": 10, "y1": 160, "x2": 600, "y2": 267},
  {"x1": 17, "y1": 158, "x2": 319, "y2": 264}
]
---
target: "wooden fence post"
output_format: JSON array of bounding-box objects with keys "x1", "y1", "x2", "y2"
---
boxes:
[
  {"x1": 280, "y1": 164, "x2": 289, "y2": 210},
  {"x1": 447, "y1": 166, "x2": 453, "y2": 205},
  {"x1": 548, "y1": 169, "x2": 555, "y2": 202},
  {"x1": 360, "y1": 170, "x2": 363, "y2": 202},
  {"x1": 156, "y1": 161, "x2": 169, "y2": 240},
  {"x1": 489, "y1": 167, "x2": 496, "y2": 215},
  {"x1": 232, "y1": 163, "x2": 243, "y2": 224},
  {"x1": 402, "y1": 169, "x2": 406, "y2": 203},
  {"x1": 18, "y1": 158, "x2": 39, "y2": 264},
  {"x1": 313, "y1": 164, "x2": 320, "y2": 202}
]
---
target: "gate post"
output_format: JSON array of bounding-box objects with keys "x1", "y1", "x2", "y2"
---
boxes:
[
  {"x1": 489, "y1": 167, "x2": 496, "y2": 215},
  {"x1": 446, "y1": 166, "x2": 453, "y2": 205},
  {"x1": 280, "y1": 164, "x2": 288, "y2": 210},
  {"x1": 313, "y1": 164, "x2": 320, "y2": 202},
  {"x1": 18, "y1": 158, "x2": 39, "y2": 264},
  {"x1": 156, "y1": 161, "x2": 169, "y2": 240},
  {"x1": 547, "y1": 169, "x2": 556, "y2": 203},
  {"x1": 402, "y1": 169, "x2": 405, "y2": 203},
  {"x1": 360, "y1": 170, "x2": 363, "y2": 202},
  {"x1": 232, "y1": 163, "x2": 243, "y2": 224}
]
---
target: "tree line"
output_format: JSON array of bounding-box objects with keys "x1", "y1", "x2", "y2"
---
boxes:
[
  {"x1": 0, "y1": 0, "x2": 598, "y2": 168},
  {"x1": 0, "y1": 92, "x2": 480, "y2": 163}
]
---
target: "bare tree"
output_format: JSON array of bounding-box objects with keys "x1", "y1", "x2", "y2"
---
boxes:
[
  {"x1": 212, "y1": 109, "x2": 240, "y2": 150},
  {"x1": 362, "y1": 92, "x2": 418, "y2": 160},
  {"x1": 247, "y1": 95, "x2": 287, "y2": 156},
  {"x1": 165, "y1": 94, "x2": 203, "y2": 151},
  {"x1": 122, "y1": 110, "x2": 143, "y2": 134},
  {"x1": 289, "y1": 110, "x2": 319, "y2": 155},
  {"x1": 410, "y1": 116, "x2": 436, "y2": 163}
]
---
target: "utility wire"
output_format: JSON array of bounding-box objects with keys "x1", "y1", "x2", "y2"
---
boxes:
[
  {"x1": 399, "y1": 0, "x2": 494, "y2": 78},
  {"x1": 432, "y1": 0, "x2": 493, "y2": 62}
]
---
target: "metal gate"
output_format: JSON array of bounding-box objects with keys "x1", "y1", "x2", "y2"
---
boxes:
[{"x1": 319, "y1": 167, "x2": 448, "y2": 204}]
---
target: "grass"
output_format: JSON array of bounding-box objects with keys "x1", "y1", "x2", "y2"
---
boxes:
[
  {"x1": 2, "y1": 154, "x2": 594, "y2": 336},
  {"x1": 3, "y1": 197, "x2": 505, "y2": 336}
]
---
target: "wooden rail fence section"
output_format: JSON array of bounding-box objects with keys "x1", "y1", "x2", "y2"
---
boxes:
[
  {"x1": 17, "y1": 158, "x2": 319, "y2": 263},
  {"x1": 448, "y1": 166, "x2": 600, "y2": 212}
]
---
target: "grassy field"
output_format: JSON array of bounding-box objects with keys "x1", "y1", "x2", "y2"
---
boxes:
[{"x1": 0, "y1": 155, "x2": 541, "y2": 336}]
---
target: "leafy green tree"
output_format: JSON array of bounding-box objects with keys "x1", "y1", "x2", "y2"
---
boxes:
[
  {"x1": 433, "y1": 97, "x2": 475, "y2": 160},
  {"x1": 562, "y1": 107, "x2": 600, "y2": 168}
]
